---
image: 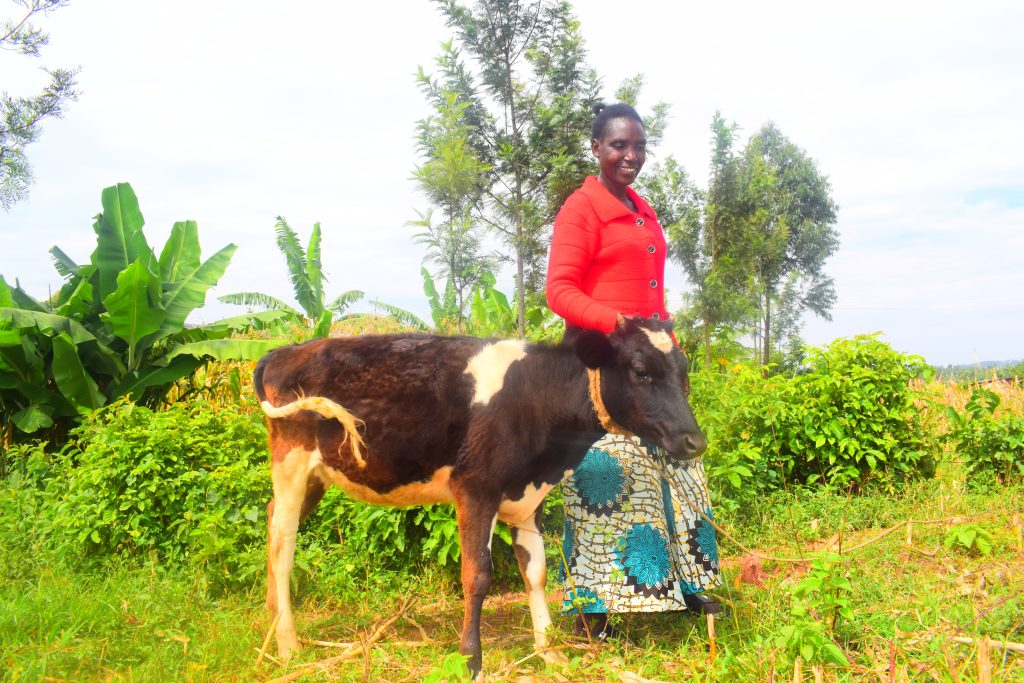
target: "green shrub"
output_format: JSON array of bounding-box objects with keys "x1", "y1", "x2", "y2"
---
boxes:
[
  {"x1": 35, "y1": 398, "x2": 270, "y2": 589},
  {"x1": 943, "y1": 388, "x2": 1024, "y2": 487},
  {"x1": 693, "y1": 334, "x2": 936, "y2": 507}
]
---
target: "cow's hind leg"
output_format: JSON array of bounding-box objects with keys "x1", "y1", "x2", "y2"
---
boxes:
[
  {"x1": 454, "y1": 491, "x2": 500, "y2": 678},
  {"x1": 267, "y1": 448, "x2": 321, "y2": 659},
  {"x1": 510, "y1": 508, "x2": 566, "y2": 665},
  {"x1": 266, "y1": 477, "x2": 326, "y2": 612}
]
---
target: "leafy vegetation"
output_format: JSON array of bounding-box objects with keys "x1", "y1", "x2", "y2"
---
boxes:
[
  {"x1": 943, "y1": 387, "x2": 1024, "y2": 487},
  {"x1": 217, "y1": 216, "x2": 364, "y2": 338},
  {"x1": 693, "y1": 334, "x2": 936, "y2": 509},
  {"x1": 0, "y1": 0, "x2": 79, "y2": 209},
  {"x1": 0, "y1": 182, "x2": 285, "y2": 442}
]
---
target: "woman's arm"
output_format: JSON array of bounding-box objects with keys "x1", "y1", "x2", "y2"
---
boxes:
[{"x1": 546, "y1": 204, "x2": 620, "y2": 333}]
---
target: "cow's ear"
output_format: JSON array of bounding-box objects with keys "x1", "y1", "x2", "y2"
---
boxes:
[{"x1": 574, "y1": 329, "x2": 615, "y2": 369}]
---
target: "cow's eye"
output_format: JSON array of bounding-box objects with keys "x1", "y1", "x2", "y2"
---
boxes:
[{"x1": 632, "y1": 367, "x2": 650, "y2": 382}]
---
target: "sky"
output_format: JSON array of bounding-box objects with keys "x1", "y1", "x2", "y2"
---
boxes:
[{"x1": 2, "y1": 0, "x2": 1022, "y2": 368}]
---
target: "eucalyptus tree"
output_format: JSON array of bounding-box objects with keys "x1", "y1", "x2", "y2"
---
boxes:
[
  {"x1": 1, "y1": 0, "x2": 79, "y2": 209},
  {"x1": 740, "y1": 123, "x2": 838, "y2": 366},
  {"x1": 663, "y1": 113, "x2": 758, "y2": 368},
  {"x1": 411, "y1": 91, "x2": 494, "y2": 332},
  {"x1": 218, "y1": 217, "x2": 363, "y2": 338},
  {"x1": 420, "y1": 0, "x2": 599, "y2": 337}
]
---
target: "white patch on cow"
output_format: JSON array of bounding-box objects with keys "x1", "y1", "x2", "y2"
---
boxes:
[
  {"x1": 498, "y1": 482, "x2": 555, "y2": 526},
  {"x1": 464, "y1": 340, "x2": 527, "y2": 405},
  {"x1": 317, "y1": 464, "x2": 456, "y2": 507},
  {"x1": 487, "y1": 514, "x2": 498, "y2": 553},
  {"x1": 642, "y1": 327, "x2": 674, "y2": 354},
  {"x1": 513, "y1": 513, "x2": 552, "y2": 651}
]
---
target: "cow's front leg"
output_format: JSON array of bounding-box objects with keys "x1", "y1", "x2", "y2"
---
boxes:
[{"x1": 454, "y1": 492, "x2": 500, "y2": 678}]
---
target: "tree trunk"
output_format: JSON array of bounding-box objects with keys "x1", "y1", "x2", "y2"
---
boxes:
[
  {"x1": 762, "y1": 296, "x2": 772, "y2": 367},
  {"x1": 703, "y1": 311, "x2": 712, "y2": 371}
]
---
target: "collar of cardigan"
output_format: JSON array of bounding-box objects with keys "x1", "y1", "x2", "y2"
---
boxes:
[
  {"x1": 586, "y1": 367, "x2": 632, "y2": 436},
  {"x1": 580, "y1": 176, "x2": 658, "y2": 223}
]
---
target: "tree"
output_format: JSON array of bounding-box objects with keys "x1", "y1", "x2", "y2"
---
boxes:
[
  {"x1": 412, "y1": 91, "x2": 494, "y2": 332},
  {"x1": 740, "y1": 123, "x2": 838, "y2": 366},
  {"x1": 421, "y1": 0, "x2": 599, "y2": 337},
  {"x1": 1, "y1": 0, "x2": 79, "y2": 209},
  {"x1": 217, "y1": 217, "x2": 364, "y2": 338},
  {"x1": 663, "y1": 113, "x2": 757, "y2": 369}
]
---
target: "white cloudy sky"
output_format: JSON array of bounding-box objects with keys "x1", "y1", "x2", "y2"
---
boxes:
[{"x1": 2, "y1": 0, "x2": 1022, "y2": 367}]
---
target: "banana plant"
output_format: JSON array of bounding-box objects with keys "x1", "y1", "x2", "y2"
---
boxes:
[
  {"x1": 218, "y1": 216, "x2": 364, "y2": 337},
  {"x1": 0, "y1": 182, "x2": 288, "y2": 441}
]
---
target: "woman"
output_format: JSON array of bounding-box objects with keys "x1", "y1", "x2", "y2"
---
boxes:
[{"x1": 546, "y1": 102, "x2": 721, "y2": 640}]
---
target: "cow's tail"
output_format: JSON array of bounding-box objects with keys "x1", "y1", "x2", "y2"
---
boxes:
[{"x1": 261, "y1": 396, "x2": 367, "y2": 469}]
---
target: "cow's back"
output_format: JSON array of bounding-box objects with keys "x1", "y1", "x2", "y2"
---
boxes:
[{"x1": 257, "y1": 334, "x2": 489, "y2": 499}]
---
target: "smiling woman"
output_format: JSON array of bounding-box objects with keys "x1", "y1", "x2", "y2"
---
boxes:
[{"x1": 546, "y1": 101, "x2": 723, "y2": 641}]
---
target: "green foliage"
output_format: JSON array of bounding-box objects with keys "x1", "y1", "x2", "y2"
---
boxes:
[
  {"x1": 422, "y1": 0, "x2": 600, "y2": 337},
  {"x1": 218, "y1": 216, "x2": 365, "y2": 336},
  {"x1": 942, "y1": 523, "x2": 994, "y2": 556},
  {"x1": 693, "y1": 334, "x2": 935, "y2": 507},
  {"x1": 422, "y1": 652, "x2": 473, "y2": 682},
  {"x1": 777, "y1": 553, "x2": 852, "y2": 667},
  {"x1": 943, "y1": 388, "x2": 1024, "y2": 487},
  {"x1": 0, "y1": 182, "x2": 286, "y2": 442},
  {"x1": 37, "y1": 399, "x2": 269, "y2": 587},
  {"x1": 0, "y1": 0, "x2": 80, "y2": 209}
]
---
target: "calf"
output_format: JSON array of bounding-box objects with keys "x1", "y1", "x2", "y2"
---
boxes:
[{"x1": 255, "y1": 316, "x2": 705, "y2": 676}]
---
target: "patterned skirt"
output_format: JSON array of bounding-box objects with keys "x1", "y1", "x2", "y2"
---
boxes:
[{"x1": 561, "y1": 433, "x2": 721, "y2": 614}]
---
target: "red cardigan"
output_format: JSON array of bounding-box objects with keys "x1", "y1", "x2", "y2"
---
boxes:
[{"x1": 546, "y1": 176, "x2": 669, "y2": 333}]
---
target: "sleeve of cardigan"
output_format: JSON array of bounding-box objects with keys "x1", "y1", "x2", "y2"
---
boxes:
[{"x1": 545, "y1": 202, "x2": 620, "y2": 333}]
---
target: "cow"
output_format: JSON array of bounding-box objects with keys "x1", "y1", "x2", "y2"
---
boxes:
[{"x1": 255, "y1": 316, "x2": 706, "y2": 677}]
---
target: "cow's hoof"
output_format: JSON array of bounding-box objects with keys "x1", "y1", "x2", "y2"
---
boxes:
[{"x1": 276, "y1": 634, "x2": 300, "y2": 661}]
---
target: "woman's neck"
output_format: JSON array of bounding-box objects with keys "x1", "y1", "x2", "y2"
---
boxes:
[{"x1": 597, "y1": 175, "x2": 636, "y2": 211}]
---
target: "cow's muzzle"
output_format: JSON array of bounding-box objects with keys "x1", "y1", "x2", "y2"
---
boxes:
[{"x1": 666, "y1": 431, "x2": 707, "y2": 461}]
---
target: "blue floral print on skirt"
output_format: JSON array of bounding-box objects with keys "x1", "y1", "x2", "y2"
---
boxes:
[{"x1": 561, "y1": 433, "x2": 720, "y2": 614}]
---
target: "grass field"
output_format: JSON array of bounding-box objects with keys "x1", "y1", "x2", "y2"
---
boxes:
[{"x1": 2, "y1": 464, "x2": 1021, "y2": 682}]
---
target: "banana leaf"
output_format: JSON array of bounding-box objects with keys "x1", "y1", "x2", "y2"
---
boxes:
[
  {"x1": 158, "y1": 220, "x2": 202, "y2": 283},
  {"x1": 107, "y1": 355, "x2": 204, "y2": 402},
  {"x1": 100, "y1": 259, "x2": 165, "y2": 370},
  {"x1": 151, "y1": 243, "x2": 236, "y2": 342},
  {"x1": 162, "y1": 338, "x2": 288, "y2": 364},
  {"x1": 90, "y1": 183, "x2": 158, "y2": 301},
  {"x1": 274, "y1": 216, "x2": 315, "y2": 318},
  {"x1": 305, "y1": 222, "x2": 324, "y2": 319},
  {"x1": 216, "y1": 291, "x2": 302, "y2": 317},
  {"x1": 206, "y1": 309, "x2": 296, "y2": 332},
  {"x1": 52, "y1": 332, "x2": 105, "y2": 414},
  {"x1": 0, "y1": 307, "x2": 97, "y2": 344},
  {"x1": 49, "y1": 246, "x2": 82, "y2": 279},
  {"x1": 11, "y1": 404, "x2": 54, "y2": 433}
]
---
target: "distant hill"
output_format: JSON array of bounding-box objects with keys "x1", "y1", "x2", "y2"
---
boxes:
[{"x1": 934, "y1": 359, "x2": 1024, "y2": 382}]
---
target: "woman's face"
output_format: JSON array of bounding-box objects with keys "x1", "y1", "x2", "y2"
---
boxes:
[{"x1": 592, "y1": 117, "x2": 647, "y2": 192}]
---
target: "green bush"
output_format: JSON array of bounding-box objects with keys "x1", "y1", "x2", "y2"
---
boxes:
[
  {"x1": 943, "y1": 388, "x2": 1024, "y2": 487},
  {"x1": 693, "y1": 334, "x2": 936, "y2": 507},
  {"x1": 39, "y1": 399, "x2": 269, "y2": 586}
]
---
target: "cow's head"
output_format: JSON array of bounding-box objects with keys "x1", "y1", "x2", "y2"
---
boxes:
[{"x1": 573, "y1": 316, "x2": 706, "y2": 460}]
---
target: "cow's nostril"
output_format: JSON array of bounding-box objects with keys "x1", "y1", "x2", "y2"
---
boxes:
[{"x1": 683, "y1": 433, "x2": 707, "y2": 459}]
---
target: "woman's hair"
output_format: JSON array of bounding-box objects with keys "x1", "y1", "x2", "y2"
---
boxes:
[{"x1": 591, "y1": 102, "x2": 644, "y2": 140}]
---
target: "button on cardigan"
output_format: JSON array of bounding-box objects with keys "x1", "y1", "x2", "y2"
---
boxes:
[{"x1": 546, "y1": 176, "x2": 669, "y2": 333}]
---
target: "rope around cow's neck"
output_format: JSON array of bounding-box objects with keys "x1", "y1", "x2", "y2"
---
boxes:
[{"x1": 586, "y1": 368, "x2": 631, "y2": 435}]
